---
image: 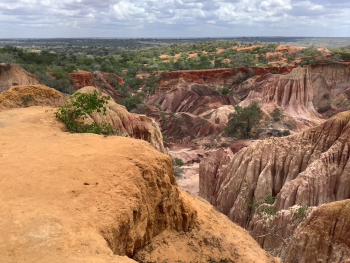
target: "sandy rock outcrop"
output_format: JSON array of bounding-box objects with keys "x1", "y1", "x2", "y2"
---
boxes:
[
  {"x1": 0, "y1": 85, "x2": 66, "y2": 110},
  {"x1": 135, "y1": 192, "x2": 277, "y2": 263},
  {"x1": 70, "y1": 70, "x2": 124, "y2": 101},
  {"x1": 0, "y1": 106, "x2": 276, "y2": 263},
  {"x1": 283, "y1": 200, "x2": 350, "y2": 263},
  {"x1": 0, "y1": 64, "x2": 39, "y2": 92},
  {"x1": 74, "y1": 86, "x2": 165, "y2": 152},
  {"x1": 199, "y1": 111, "x2": 350, "y2": 255}
]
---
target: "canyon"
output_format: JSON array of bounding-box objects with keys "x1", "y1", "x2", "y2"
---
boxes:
[{"x1": 1, "y1": 44, "x2": 350, "y2": 262}]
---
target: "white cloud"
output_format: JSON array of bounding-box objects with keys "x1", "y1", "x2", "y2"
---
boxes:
[
  {"x1": 0, "y1": 0, "x2": 348, "y2": 37},
  {"x1": 113, "y1": 1, "x2": 145, "y2": 20}
]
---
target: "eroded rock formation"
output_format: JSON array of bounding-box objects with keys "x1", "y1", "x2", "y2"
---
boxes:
[
  {"x1": 283, "y1": 200, "x2": 350, "y2": 263},
  {"x1": 0, "y1": 64, "x2": 39, "y2": 92},
  {"x1": 240, "y1": 63, "x2": 350, "y2": 129},
  {"x1": 70, "y1": 70, "x2": 124, "y2": 101},
  {"x1": 0, "y1": 106, "x2": 276, "y2": 263},
  {"x1": 147, "y1": 67, "x2": 293, "y2": 141},
  {"x1": 75, "y1": 86, "x2": 165, "y2": 152},
  {"x1": 199, "y1": 111, "x2": 350, "y2": 255},
  {"x1": 0, "y1": 85, "x2": 66, "y2": 110}
]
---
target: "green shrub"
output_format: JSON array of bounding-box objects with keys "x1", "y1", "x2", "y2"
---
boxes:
[
  {"x1": 122, "y1": 94, "x2": 144, "y2": 112},
  {"x1": 173, "y1": 158, "x2": 185, "y2": 177},
  {"x1": 295, "y1": 206, "x2": 309, "y2": 220},
  {"x1": 264, "y1": 195, "x2": 276, "y2": 205},
  {"x1": 226, "y1": 103, "x2": 262, "y2": 139},
  {"x1": 260, "y1": 205, "x2": 277, "y2": 216},
  {"x1": 271, "y1": 108, "x2": 284, "y2": 122},
  {"x1": 174, "y1": 158, "x2": 185, "y2": 167},
  {"x1": 56, "y1": 91, "x2": 115, "y2": 135}
]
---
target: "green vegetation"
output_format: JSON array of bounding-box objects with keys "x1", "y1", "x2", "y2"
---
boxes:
[
  {"x1": 259, "y1": 205, "x2": 277, "y2": 216},
  {"x1": 56, "y1": 91, "x2": 114, "y2": 135},
  {"x1": 299, "y1": 47, "x2": 323, "y2": 65},
  {"x1": 226, "y1": 103, "x2": 262, "y2": 139},
  {"x1": 250, "y1": 195, "x2": 277, "y2": 217},
  {"x1": 333, "y1": 48, "x2": 350, "y2": 61},
  {"x1": 1, "y1": 40, "x2": 346, "y2": 113},
  {"x1": 174, "y1": 158, "x2": 185, "y2": 167},
  {"x1": 173, "y1": 158, "x2": 185, "y2": 177},
  {"x1": 295, "y1": 206, "x2": 309, "y2": 220},
  {"x1": 264, "y1": 195, "x2": 276, "y2": 205},
  {"x1": 271, "y1": 108, "x2": 284, "y2": 122}
]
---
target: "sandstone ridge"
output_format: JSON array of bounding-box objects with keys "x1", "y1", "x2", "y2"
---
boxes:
[
  {"x1": 0, "y1": 106, "x2": 276, "y2": 263},
  {"x1": 76, "y1": 86, "x2": 166, "y2": 152}
]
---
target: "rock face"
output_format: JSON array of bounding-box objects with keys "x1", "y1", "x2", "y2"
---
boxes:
[
  {"x1": 0, "y1": 106, "x2": 276, "y2": 263},
  {"x1": 283, "y1": 200, "x2": 350, "y2": 263},
  {"x1": 0, "y1": 85, "x2": 66, "y2": 110},
  {"x1": 199, "y1": 111, "x2": 350, "y2": 255},
  {"x1": 0, "y1": 64, "x2": 39, "y2": 92},
  {"x1": 147, "y1": 67, "x2": 292, "y2": 141},
  {"x1": 241, "y1": 67, "x2": 319, "y2": 121},
  {"x1": 240, "y1": 63, "x2": 350, "y2": 128},
  {"x1": 148, "y1": 83, "x2": 233, "y2": 115},
  {"x1": 75, "y1": 86, "x2": 166, "y2": 153},
  {"x1": 70, "y1": 70, "x2": 124, "y2": 101}
]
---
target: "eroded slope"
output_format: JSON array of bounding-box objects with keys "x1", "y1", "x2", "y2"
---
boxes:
[
  {"x1": 200, "y1": 111, "x2": 350, "y2": 255},
  {"x1": 0, "y1": 106, "x2": 276, "y2": 263}
]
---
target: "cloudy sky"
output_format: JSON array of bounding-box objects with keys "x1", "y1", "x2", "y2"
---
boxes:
[{"x1": 0, "y1": 0, "x2": 349, "y2": 38}]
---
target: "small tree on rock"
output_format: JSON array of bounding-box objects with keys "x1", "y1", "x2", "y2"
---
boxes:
[{"x1": 226, "y1": 103, "x2": 262, "y2": 139}]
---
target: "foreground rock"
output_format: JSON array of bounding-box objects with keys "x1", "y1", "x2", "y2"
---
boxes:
[
  {"x1": 200, "y1": 111, "x2": 350, "y2": 256},
  {"x1": 282, "y1": 200, "x2": 350, "y2": 263},
  {"x1": 0, "y1": 85, "x2": 66, "y2": 110},
  {"x1": 0, "y1": 64, "x2": 39, "y2": 92},
  {"x1": 0, "y1": 107, "x2": 276, "y2": 263},
  {"x1": 76, "y1": 86, "x2": 165, "y2": 152}
]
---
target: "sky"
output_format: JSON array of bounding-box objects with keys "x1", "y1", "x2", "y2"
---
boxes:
[{"x1": 0, "y1": 0, "x2": 349, "y2": 38}]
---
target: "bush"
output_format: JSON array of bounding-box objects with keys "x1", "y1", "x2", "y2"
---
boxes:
[
  {"x1": 264, "y1": 195, "x2": 276, "y2": 205},
  {"x1": 122, "y1": 94, "x2": 144, "y2": 112},
  {"x1": 226, "y1": 103, "x2": 262, "y2": 139},
  {"x1": 271, "y1": 108, "x2": 283, "y2": 122},
  {"x1": 295, "y1": 206, "x2": 309, "y2": 220},
  {"x1": 174, "y1": 158, "x2": 185, "y2": 166},
  {"x1": 173, "y1": 158, "x2": 185, "y2": 177},
  {"x1": 56, "y1": 91, "x2": 115, "y2": 135}
]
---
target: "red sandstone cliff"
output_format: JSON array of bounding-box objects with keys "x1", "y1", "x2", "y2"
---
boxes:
[{"x1": 70, "y1": 70, "x2": 124, "y2": 101}]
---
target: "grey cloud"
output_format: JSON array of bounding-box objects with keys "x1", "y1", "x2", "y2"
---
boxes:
[{"x1": 0, "y1": 0, "x2": 348, "y2": 37}]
